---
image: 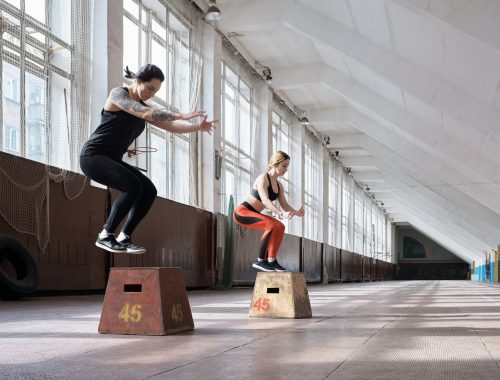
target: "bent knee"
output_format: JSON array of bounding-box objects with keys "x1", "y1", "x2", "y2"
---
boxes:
[{"x1": 268, "y1": 220, "x2": 285, "y2": 232}]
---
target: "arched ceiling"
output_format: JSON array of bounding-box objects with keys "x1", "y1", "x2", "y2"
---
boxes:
[{"x1": 200, "y1": 0, "x2": 500, "y2": 263}]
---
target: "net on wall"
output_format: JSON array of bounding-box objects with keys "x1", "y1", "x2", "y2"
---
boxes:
[
  {"x1": 168, "y1": 3, "x2": 204, "y2": 207},
  {"x1": 0, "y1": 0, "x2": 92, "y2": 248}
]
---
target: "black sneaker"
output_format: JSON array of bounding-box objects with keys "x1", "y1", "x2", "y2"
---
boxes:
[
  {"x1": 268, "y1": 260, "x2": 286, "y2": 272},
  {"x1": 117, "y1": 238, "x2": 146, "y2": 254},
  {"x1": 252, "y1": 260, "x2": 275, "y2": 272},
  {"x1": 95, "y1": 235, "x2": 127, "y2": 253}
]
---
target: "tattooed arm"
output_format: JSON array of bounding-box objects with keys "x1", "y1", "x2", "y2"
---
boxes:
[{"x1": 106, "y1": 87, "x2": 214, "y2": 134}]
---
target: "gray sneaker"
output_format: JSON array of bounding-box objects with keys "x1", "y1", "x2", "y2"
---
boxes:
[
  {"x1": 95, "y1": 235, "x2": 127, "y2": 253},
  {"x1": 117, "y1": 238, "x2": 146, "y2": 254},
  {"x1": 252, "y1": 260, "x2": 275, "y2": 272},
  {"x1": 268, "y1": 259, "x2": 286, "y2": 272}
]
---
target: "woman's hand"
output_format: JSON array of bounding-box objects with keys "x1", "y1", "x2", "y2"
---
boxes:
[
  {"x1": 295, "y1": 206, "x2": 305, "y2": 217},
  {"x1": 282, "y1": 211, "x2": 294, "y2": 220},
  {"x1": 198, "y1": 115, "x2": 217, "y2": 134},
  {"x1": 182, "y1": 110, "x2": 206, "y2": 120}
]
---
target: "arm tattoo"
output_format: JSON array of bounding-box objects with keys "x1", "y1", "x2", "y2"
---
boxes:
[
  {"x1": 152, "y1": 109, "x2": 175, "y2": 122},
  {"x1": 110, "y1": 87, "x2": 149, "y2": 113}
]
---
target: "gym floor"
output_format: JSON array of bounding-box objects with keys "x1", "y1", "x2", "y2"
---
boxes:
[{"x1": 1, "y1": 280, "x2": 500, "y2": 379}]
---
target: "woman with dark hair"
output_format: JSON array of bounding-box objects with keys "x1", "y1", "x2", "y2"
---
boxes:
[
  {"x1": 233, "y1": 151, "x2": 305, "y2": 272},
  {"x1": 80, "y1": 64, "x2": 215, "y2": 254}
]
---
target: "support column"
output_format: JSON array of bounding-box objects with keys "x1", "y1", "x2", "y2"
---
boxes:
[{"x1": 200, "y1": 24, "x2": 222, "y2": 212}]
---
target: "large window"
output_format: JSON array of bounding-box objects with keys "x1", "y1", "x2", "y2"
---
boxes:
[
  {"x1": 342, "y1": 173, "x2": 354, "y2": 251},
  {"x1": 364, "y1": 194, "x2": 373, "y2": 257},
  {"x1": 123, "y1": 0, "x2": 197, "y2": 205},
  {"x1": 304, "y1": 131, "x2": 322, "y2": 241},
  {"x1": 0, "y1": 0, "x2": 88, "y2": 169},
  {"x1": 220, "y1": 60, "x2": 257, "y2": 214},
  {"x1": 328, "y1": 159, "x2": 342, "y2": 247},
  {"x1": 354, "y1": 186, "x2": 364, "y2": 254}
]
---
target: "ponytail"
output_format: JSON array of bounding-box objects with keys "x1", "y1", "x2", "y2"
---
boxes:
[{"x1": 123, "y1": 65, "x2": 136, "y2": 79}]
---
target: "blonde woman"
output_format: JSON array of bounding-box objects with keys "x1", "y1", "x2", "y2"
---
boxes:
[{"x1": 233, "y1": 151, "x2": 305, "y2": 271}]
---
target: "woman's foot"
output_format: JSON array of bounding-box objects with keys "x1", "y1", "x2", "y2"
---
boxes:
[
  {"x1": 252, "y1": 259, "x2": 275, "y2": 272},
  {"x1": 95, "y1": 235, "x2": 127, "y2": 253},
  {"x1": 268, "y1": 259, "x2": 286, "y2": 272},
  {"x1": 117, "y1": 237, "x2": 146, "y2": 254}
]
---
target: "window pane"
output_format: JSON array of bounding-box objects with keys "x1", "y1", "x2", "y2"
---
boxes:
[
  {"x1": 239, "y1": 79, "x2": 250, "y2": 100},
  {"x1": 123, "y1": 17, "x2": 139, "y2": 72},
  {"x1": 151, "y1": 39, "x2": 167, "y2": 101},
  {"x1": 124, "y1": 0, "x2": 139, "y2": 18},
  {"x1": 152, "y1": 18, "x2": 165, "y2": 38},
  {"x1": 26, "y1": 0, "x2": 46, "y2": 24},
  {"x1": 223, "y1": 97, "x2": 236, "y2": 144},
  {"x1": 49, "y1": 38, "x2": 71, "y2": 73},
  {"x1": 237, "y1": 171, "x2": 250, "y2": 209},
  {"x1": 2, "y1": 62, "x2": 21, "y2": 155},
  {"x1": 224, "y1": 82, "x2": 235, "y2": 99},
  {"x1": 172, "y1": 136, "x2": 190, "y2": 204},
  {"x1": 50, "y1": 0, "x2": 71, "y2": 42},
  {"x1": 272, "y1": 111, "x2": 280, "y2": 125},
  {"x1": 25, "y1": 72, "x2": 46, "y2": 162},
  {"x1": 141, "y1": 28, "x2": 147, "y2": 68},
  {"x1": 225, "y1": 65, "x2": 238, "y2": 88},
  {"x1": 239, "y1": 97, "x2": 251, "y2": 154},
  {"x1": 172, "y1": 40, "x2": 190, "y2": 111},
  {"x1": 169, "y1": 13, "x2": 189, "y2": 44},
  {"x1": 48, "y1": 72, "x2": 71, "y2": 168},
  {"x1": 150, "y1": 129, "x2": 167, "y2": 197}
]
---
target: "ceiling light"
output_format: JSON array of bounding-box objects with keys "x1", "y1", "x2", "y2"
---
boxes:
[
  {"x1": 205, "y1": 0, "x2": 222, "y2": 22},
  {"x1": 262, "y1": 67, "x2": 272, "y2": 81},
  {"x1": 299, "y1": 116, "x2": 309, "y2": 125}
]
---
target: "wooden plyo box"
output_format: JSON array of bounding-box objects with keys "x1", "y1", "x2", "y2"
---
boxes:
[
  {"x1": 98, "y1": 267, "x2": 194, "y2": 335},
  {"x1": 249, "y1": 272, "x2": 312, "y2": 318}
]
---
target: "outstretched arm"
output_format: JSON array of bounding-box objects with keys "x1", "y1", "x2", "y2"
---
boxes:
[{"x1": 108, "y1": 87, "x2": 215, "y2": 134}]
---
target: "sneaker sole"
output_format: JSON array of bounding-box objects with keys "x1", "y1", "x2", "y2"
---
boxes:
[
  {"x1": 125, "y1": 247, "x2": 146, "y2": 255},
  {"x1": 95, "y1": 241, "x2": 127, "y2": 253},
  {"x1": 273, "y1": 268, "x2": 287, "y2": 272},
  {"x1": 252, "y1": 263, "x2": 275, "y2": 272}
]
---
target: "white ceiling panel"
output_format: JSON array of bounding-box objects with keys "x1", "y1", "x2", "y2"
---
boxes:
[
  {"x1": 315, "y1": 43, "x2": 351, "y2": 77},
  {"x1": 348, "y1": 0, "x2": 393, "y2": 50},
  {"x1": 441, "y1": 26, "x2": 500, "y2": 104},
  {"x1": 344, "y1": 56, "x2": 406, "y2": 108},
  {"x1": 388, "y1": 1, "x2": 444, "y2": 75},
  {"x1": 296, "y1": 0, "x2": 353, "y2": 29}
]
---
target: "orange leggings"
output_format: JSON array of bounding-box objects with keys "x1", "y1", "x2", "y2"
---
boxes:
[{"x1": 233, "y1": 202, "x2": 285, "y2": 259}]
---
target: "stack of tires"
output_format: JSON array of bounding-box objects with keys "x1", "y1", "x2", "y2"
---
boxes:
[{"x1": 0, "y1": 235, "x2": 39, "y2": 300}]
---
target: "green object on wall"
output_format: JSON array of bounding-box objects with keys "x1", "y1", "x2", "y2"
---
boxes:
[{"x1": 403, "y1": 236, "x2": 426, "y2": 258}]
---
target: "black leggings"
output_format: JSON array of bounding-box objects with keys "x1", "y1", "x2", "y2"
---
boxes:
[{"x1": 80, "y1": 154, "x2": 157, "y2": 236}]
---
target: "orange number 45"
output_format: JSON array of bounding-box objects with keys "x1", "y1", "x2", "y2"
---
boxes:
[{"x1": 252, "y1": 298, "x2": 270, "y2": 311}]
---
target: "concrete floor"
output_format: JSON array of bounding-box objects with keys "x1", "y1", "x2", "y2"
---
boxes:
[{"x1": 1, "y1": 280, "x2": 500, "y2": 379}]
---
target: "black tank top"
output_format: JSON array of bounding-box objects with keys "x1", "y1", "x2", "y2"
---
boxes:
[
  {"x1": 80, "y1": 87, "x2": 146, "y2": 160},
  {"x1": 251, "y1": 173, "x2": 280, "y2": 201}
]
